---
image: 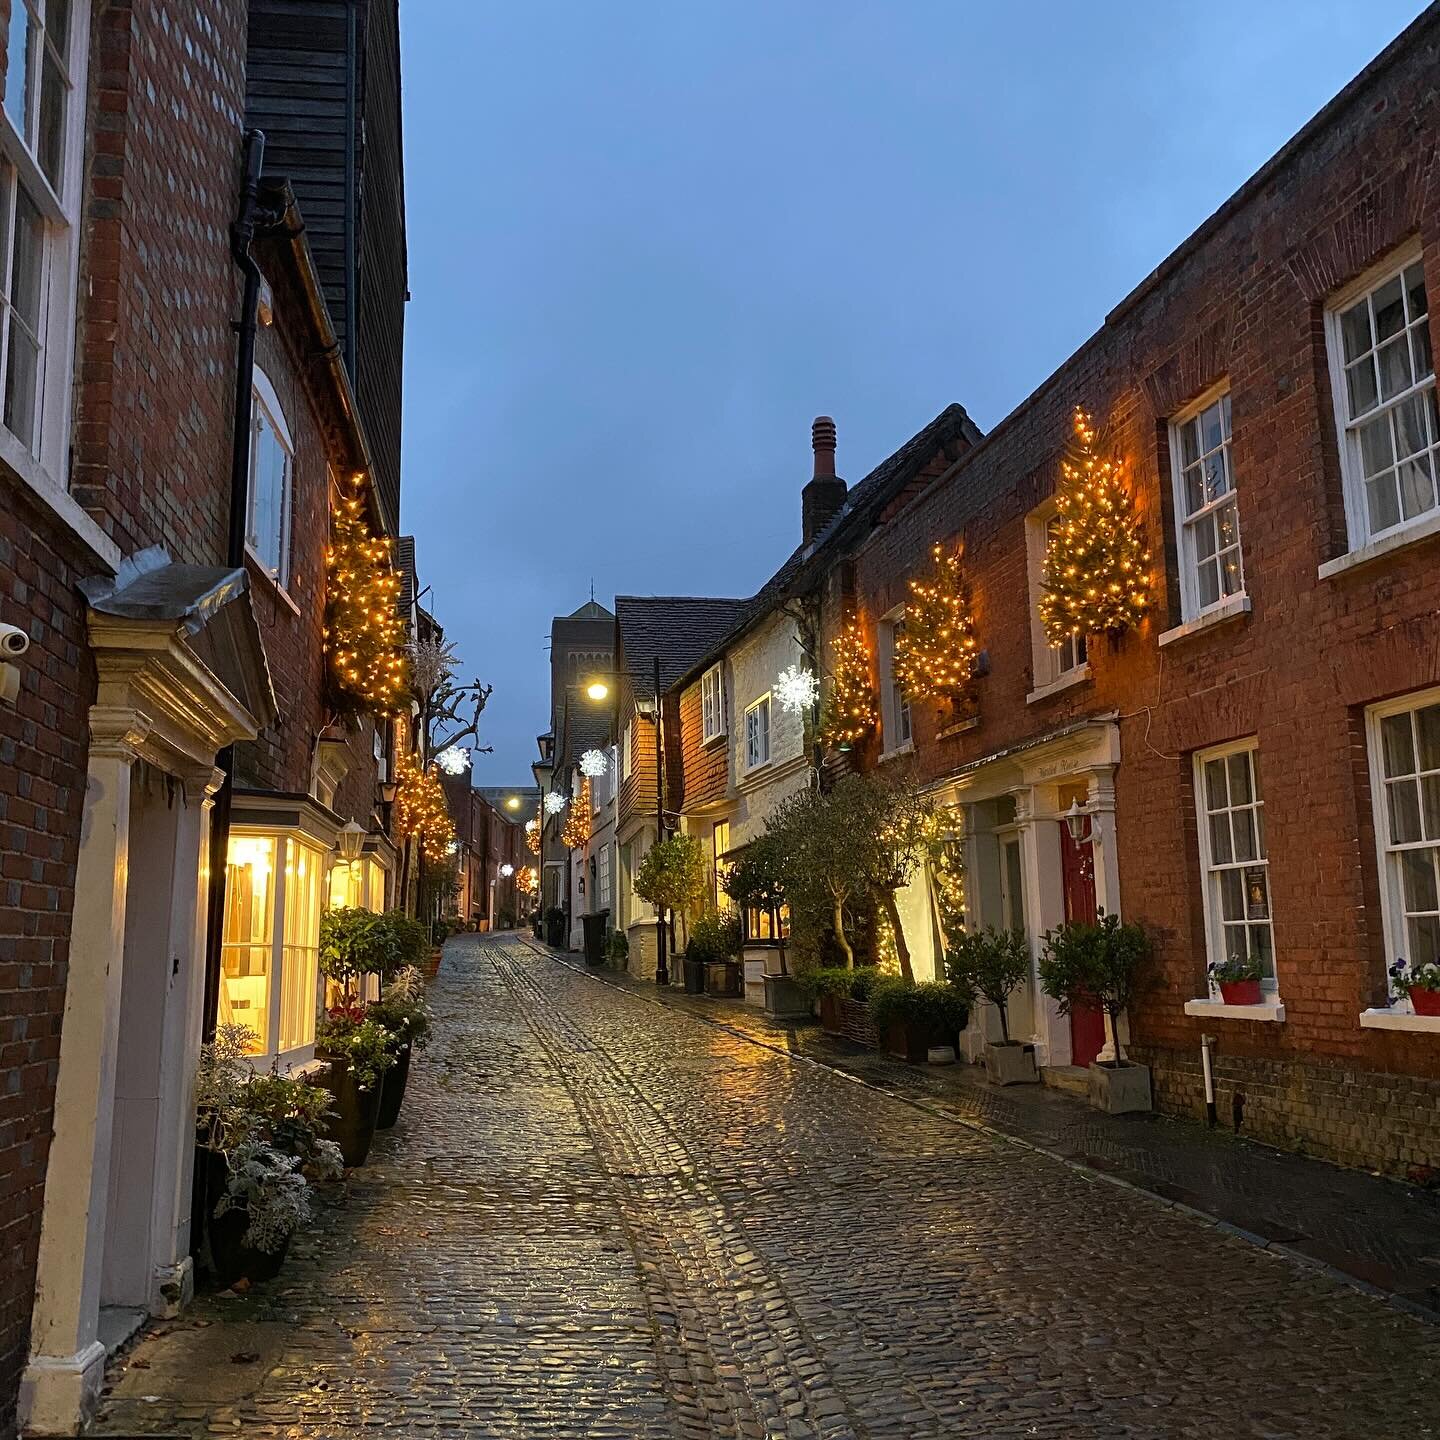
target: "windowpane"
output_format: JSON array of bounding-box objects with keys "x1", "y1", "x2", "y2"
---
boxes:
[
  {"x1": 1409, "y1": 915, "x2": 1440, "y2": 967},
  {"x1": 1381, "y1": 713, "x2": 1416, "y2": 778},
  {"x1": 1398, "y1": 456, "x2": 1436, "y2": 521},
  {"x1": 221, "y1": 835, "x2": 276, "y2": 1054},
  {"x1": 46, "y1": 0, "x2": 70, "y2": 54},
  {"x1": 1219, "y1": 868, "x2": 1244, "y2": 921},
  {"x1": 1415, "y1": 322, "x2": 1434, "y2": 382},
  {"x1": 1230, "y1": 809, "x2": 1256, "y2": 863},
  {"x1": 3, "y1": 317, "x2": 38, "y2": 448},
  {"x1": 1389, "y1": 779, "x2": 1423, "y2": 845},
  {"x1": 1366, "y1": 475, "x2": 1402, "y2": 535},
  {"x1": 4, "y1": 6, "x2": 32, "y2": 135},
  {"x1": 1405, "y1": 263, "x2": 1428, "y2": 322},
  {"x1": 1194, "y1": 515, "x2": 1217, "y2": 561},
  {"x1": 1379, "y1": 338, "x2": 1414, "y2": 402},
  {"x1": 1416, "y1": 704, "x2": 1440, "y2": 772},
  {"x1": 280, "y1": 842, "x2": 322, "y2": 1050},
  {"x1": 10, "y1": 186, "x2": 42, "y2": 329},
  {"x1": 1359, "y1": 414, "x2": 1395, "y2": 476},
  {"x1": 1424, "y1": 775, "x2": 1440, "y2": 843},
  {"x1": 1401, "y1": 850, "x2": 1439, "y2": 914},
  {"x1": 1340, "y1": 299, "x2": 1372, "y2": 363},
  {"x1": 37, "y1": 44, "x2": 63, "y2": 187},
  {"x1": 1374, "y1": 276, "x2": 1405, "y2": 342},
  {"x1": 1395, "y1": 391, "x2": 1432, "y2": 459},
  {"x1": 1210, "y1": 811, "x2": 1233, "y2": 865},
  {"x1": 1197, "y1": 559, "x2": 1219, "y2": 610},
  {"x1": 1250, "y1": 923, "x2": 1274, "y2": 979},
  {"x1": 1183, "y1": 463, "x2": 1206, "y2": 516},
  {"x1": 1227, "y1": 752, "x2": 1253, "y2": 805},
  {"x1": 1204, "y1": 758, "x2": 1228, "y2": 810}
]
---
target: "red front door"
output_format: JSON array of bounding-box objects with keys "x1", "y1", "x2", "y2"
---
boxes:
[{"x1": 1059, "y1": 818, "x2": 1106, "y2": 1068}]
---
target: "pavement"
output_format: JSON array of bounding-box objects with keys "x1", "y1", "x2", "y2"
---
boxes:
[{"x1": 91, "y1": 932, "x2": 1440, "y2": 1439}]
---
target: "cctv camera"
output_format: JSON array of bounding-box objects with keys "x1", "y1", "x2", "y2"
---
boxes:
[{"x1": 0, "y1": 624, "x2": 28, "y2": 658}]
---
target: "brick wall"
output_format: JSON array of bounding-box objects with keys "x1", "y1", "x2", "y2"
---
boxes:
[
  {"x1": 71, "y1": 0, "x2": 247, "y2": 565},
  {"x1": 0, "y1": 489, "x2": 94, "y2": 1440},
  {"x1": 829, "y1": 11, "x2": 1440, "y2": 1173}
]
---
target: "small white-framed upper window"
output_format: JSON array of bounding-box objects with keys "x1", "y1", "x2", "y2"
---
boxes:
[
  {"x1": 1325, "y1": 242, "x2": 1438, "y2": 549},
  {"x1": 1367, "y1": 687, "x2": 1440, "y2": 980},
  {"x1": 877, "y1": 609, "x2": 912, "y2": 752},
  {"x1": 1170, "y1": 385, "x2": 1244, "y2": 618},
  {"x1": 249, "y1": 367, "x2": 294, "y2": 583},
  {"x1": 1194, "y1": 740, "x2": 1275, "y2": 989},
  {"x1": 700, "y1": 663, "x2": 726, "y2": 743},
  {"x1": 744, "y1": 695, "x2": 770, "y2": 770},
  {"x1": 0, "y1": 0, "x2": 87, "y2": 475},
  {"x1": 1025, "y1": 506, "x2": 1088, "y2": 688}
]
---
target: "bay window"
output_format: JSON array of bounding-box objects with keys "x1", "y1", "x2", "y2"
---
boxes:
[{"x1": 219, "y1": 831, "x2": 326, "y2": 1064}]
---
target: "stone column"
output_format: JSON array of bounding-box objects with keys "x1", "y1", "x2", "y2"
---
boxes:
[
  {"x1": 1016, "y1": 787, "x2": 1070, "y2": 1067},
  {"x1": 21, "y1": 708, "x2": 150, "y2": 1436},
  {"x1": 1086, "y1": 766, "x2": 1128, "y2": 1062}
]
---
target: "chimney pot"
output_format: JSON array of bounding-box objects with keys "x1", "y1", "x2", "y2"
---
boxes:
[{"x1": 812, "y1": 416, "x2": 837, "y2": 477}]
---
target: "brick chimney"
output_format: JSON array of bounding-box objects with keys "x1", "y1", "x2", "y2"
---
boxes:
[{"x1": 801, "y1": 416, "x2": 847, "y2": 546}]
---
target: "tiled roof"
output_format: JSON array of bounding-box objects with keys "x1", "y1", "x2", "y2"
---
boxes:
[
  {"x1": 614, "y1": 595, "x2": 748, "y2": 698},
  {"x1": 559, "y1": 704, "x2": 613, "y2": 769}
]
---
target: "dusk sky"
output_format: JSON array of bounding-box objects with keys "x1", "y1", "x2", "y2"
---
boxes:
[{"x1": 399, "y1": 1, "x2": 1426, "y2": 786}]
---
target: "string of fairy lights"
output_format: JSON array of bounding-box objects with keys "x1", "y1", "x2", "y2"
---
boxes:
[
  {"x1": 394, "y1": 754, "x2": 456, "y2": 863},
  {"x1": 561, "y1": 777, "x2": 593, "y2": 850},
  {"x1": 894, "y1": 541, "x2": 980, "y2": 717},
  {"x1": 821, "y1": 614, "x2": 879, "y2": 749}
]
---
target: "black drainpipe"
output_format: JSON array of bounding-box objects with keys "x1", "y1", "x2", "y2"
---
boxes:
[{"x1": 202, "y1": 129, "x2": 270, "y2": 1040}]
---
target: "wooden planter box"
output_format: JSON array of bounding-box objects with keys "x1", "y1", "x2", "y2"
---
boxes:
[
  {"x1": 704, "y1": 960, "x2": 743, "y2": 998},
  {"x1": 884, "y1": 1020, "x2": 944, "y2": 1064},
  {"x1": 819, "y1": 994, "x2": 879, "y2": 1048}
]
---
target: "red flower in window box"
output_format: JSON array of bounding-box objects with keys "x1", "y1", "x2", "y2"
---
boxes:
[{"x1": 1218, "y1": 979, "x2": 1263, "y2": 1006}]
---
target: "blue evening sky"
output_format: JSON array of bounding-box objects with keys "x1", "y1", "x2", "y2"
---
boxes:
[{"x1": 399, "y1": 1, "x2": 1427, "y2": 785}]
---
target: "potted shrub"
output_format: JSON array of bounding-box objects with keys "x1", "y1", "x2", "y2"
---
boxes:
[
  {"x1": 544, "y1": 906, "x2": 567, "y2": 948},
  {"x1": 803, "y1": 966, "x2": 880, "y2": 1045},
  {"x1": 314, "y1": 1005, "x2": 398, "y2": 1165},
  {"x1": 605, "y1": 928, "x2": 629, "y2": 968},
  {"x1": 868, "y1": 977, "x2": 969, "y2": 1064},
  {"x1": 194, "y1": 1025, "x2": 343, "y2": 1287},
  {"x1": 946, "y1": 927, "x2": 1036, "y2": 1085},
  {"x1": 1389, "y1": 958, "x2": 1440, "y2": 1016},
  {"x1": 1039, "y1": 911, "x2": 1153, "y2": 1114},
  {"x1": 319, "y1": 905, "x2": 406, "y2": 1002},
  {"x1": 1208, "y1": 953, "x2": 1264, "y2": 1006},
  {"x1": 369, "y1": 964, "x2": 431, "y2": 1129},
  {"x1": 687, "y1": 910, "x2": 743, "y2": 997}
]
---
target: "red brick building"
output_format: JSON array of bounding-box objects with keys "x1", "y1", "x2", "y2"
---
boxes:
[
  {"x1": 0, "y1": 3, "x2": 409, "y2": 1434},
  {"x1": 784, "y1": 9, "x2": 1440, "y2": 1175}
]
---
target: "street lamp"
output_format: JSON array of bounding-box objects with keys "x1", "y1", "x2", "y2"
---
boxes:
[
  {"x1": 585, "y1": 680, "x2": 609, "y2": 701},
  {"x1": 1063, "y1": 798, "x2": 1094, "y2": 845},
  {"x1": 505, "y1": 795, "x2": 521, "y2": 811}
]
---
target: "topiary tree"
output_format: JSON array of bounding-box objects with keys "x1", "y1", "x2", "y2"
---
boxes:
[
  {"x1": 1038, "y1": 910, "x2": 1152, "y2": 1065},
  {"x1": 945, "y1": 927, "x2": 1030, "y2": 1043},
  {"x1": 634, "y1": 832, "x2": 709, "y2": 952},
  {"x1": 319, "y1": 907, "x2": 405, "y2": 1000}
]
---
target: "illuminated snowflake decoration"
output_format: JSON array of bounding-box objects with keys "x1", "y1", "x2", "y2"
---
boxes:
[
  {"x1": 775, "y1": 665, "x2": 820, "y2": 714},
  {"x1": 434, "y1": 745, "x2": 469, "y2": 776},
  {"x1": 445, "y1": 840, "x2": 459, "y2": 856},
  {"x1": 500, "y1": 863, "x2": 514, "y2": 877},
  {"x1": 525, "y1": 819, "x2": 538, "y2": 835},
  {"x1": 543, "y1": 791, "x2": 567, "y2": 815},
  {"x1": 579, "y1": 748, "x2": 609, "y2": 778}
]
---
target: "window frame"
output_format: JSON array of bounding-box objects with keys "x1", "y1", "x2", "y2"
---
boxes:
[
  {"x1": 0, "y1": 0, "x2": 88, "y2": 508},
  {"x1": 1366, "y1": 684, "x2": 1440, "y2": 994},
  {"x1": 247, "y1": 365, "x2": 295, "y2": 586},
  {"x1": 877, "y1": 607, "x2": 913, "y2": 754},
  {"x1": 700, "y1": 663, "x2": 726, "y2": 744},
  {"x1": 1024, "y1": 504, "x2": 1090, "y2": 694},
  {"x1": 1168, "y1": 381, "x2": 1246, "y2": 621},
  {"x1": 1323, "y1": 239, "x2": 1438, "y2": 553},
  {"x1": 1193, "y1": 738, "x2": 1277, "y2": 995},
  {"x1": 743, "y1": 694, "x2": 771, "y2": 771}
]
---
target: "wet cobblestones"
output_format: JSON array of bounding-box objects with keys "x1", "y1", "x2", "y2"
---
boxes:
[{"x1": 94, "y1": 935, "x2": 1440, "y2": 1439}]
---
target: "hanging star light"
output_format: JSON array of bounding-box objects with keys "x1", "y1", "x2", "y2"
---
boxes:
[
  {"x1": 579, "y1": 748, "x2": 609, "y2": 779},
  {"x1": 820, "y1": 614, "x2": 878, "y2": 749},
  {"x1": 894, "y1": 541, "x2": 981, "y2": 718},
  {"x1": 543, "y1": 791, "x2": 567, "y2": 816},
  {"x1": 515, "y1": 865, "x2": 537, "y2": 896},
  {"x1": 434, "y1": 745, "x2": 469, "y2": 776},
  {"x1": 324, "y1": 474, "x2": 410, "y2": 717},
  {"x1": 1039, "y1": 407, "x2": 1152, "y2": 642},
  {"x1": 775, "y1": 664, "x2": 820, "y2": 714}
]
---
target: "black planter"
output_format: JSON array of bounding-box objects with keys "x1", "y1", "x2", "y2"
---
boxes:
[
  {"x1": 315, "y1": 1052, "x2": 383, "y2": 1165},
  {"x1": 683, "y1": 957, "x2": 705, "y2": 994},
  {"x1": 375, "y1": 1043, "x2": 412, "y2": 1130},
  {"x1": 545, "y1": 912, "x2": 566, "y2": 947},
  {"x1": 581, "y1": 910, "x2": 610, "y2": 966},
  {"x1": 198, "y1": 1147, "x2": 293, "y2": 1288}
]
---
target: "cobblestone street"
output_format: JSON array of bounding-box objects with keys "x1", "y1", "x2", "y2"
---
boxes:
[{"x1": 95, "y1": 935, "x2": 1439, "y2": 1439}]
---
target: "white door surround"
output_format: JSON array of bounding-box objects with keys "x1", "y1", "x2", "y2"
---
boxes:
[
  {"x1": 22, "y1": 570, "x2": 270, "y2": 1437},
  {"x1": 933, "y1": 720, "x2": 1123, "y2": 1069}
]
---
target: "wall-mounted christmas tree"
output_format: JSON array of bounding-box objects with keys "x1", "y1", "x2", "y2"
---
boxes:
[
  {"x1": 324, "y1": 475, "x2": 410, "y2": 716},
  {"x1": 562, "y1": 778, "x2": 592, "y2": 850},
  {"x1": 894, "y1": 542, "x2": 981, "y2": 718},
  {"x1": 394, "y1": 754, "x2": 455, "y2": 863},
  {"x1": 820, "y1": 614, "x2": 878, "y2": 749},
  {"x1": 1039, "y1": 408, "x2": 1152, "y2": 643}
]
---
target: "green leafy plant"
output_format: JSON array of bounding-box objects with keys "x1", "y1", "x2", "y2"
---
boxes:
[
  {"x1": 605, "y1": 928, "x2": 630, "y2": 965},
  {"x1": 319, "y1": 907, "x2": 406, "y2": 998},
  {"x1": 213, "y1": 1137, "x2": 312, "y2": 1254},
  {"x1": 634, "y1": 833, "x2": 709, "y2": 948},
  {"x1": 1389, "y1": 957, "x2": 1440, "y2": 997},
  {"x1": 847, "y1": 966, "x2": 882, "y2": 1002},
  {"x1": 1039, "y1": 911, "x2": 1152, "y2": 1066},
  {"x1": 686, "y1": 909, "x2": 742, "y2": 965},
  {"x1": 868, "y1": 976, "x2": 969, "y2": 1038},
  {"x1": 800, "y1": 965, "x2": 880, "y2": 1002},
  {"x1": 946, "y1": 927, "x2": 1030, "y2": 1043},
  {"x1": 368, "y1": 965, "x2": 431, "y2": 1050},
  {"x1": 1208, "y1": 954, "x2": 1263, "y2": 985},
  {"x1": 316, "y1": 1005, "x2": 399, "y2": 1091}
]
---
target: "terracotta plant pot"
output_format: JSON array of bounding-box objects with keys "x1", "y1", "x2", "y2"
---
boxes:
[
  {"x1": 1410, "y1": 986, "x2": 1440, "y2": 1017},
  {"x1": 314, "y1": 1052, "x2": 382, "y2": 1166},
  {"x1": 198, "y1": 1148, "x2": 292, "y2": 1288},
  {"x1": 1218, "y1": 978, "x2": 1263, "y2": 1005},
  {"x1": 375, "y1": 1043, "x2": 411, "y2": 1130}
]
